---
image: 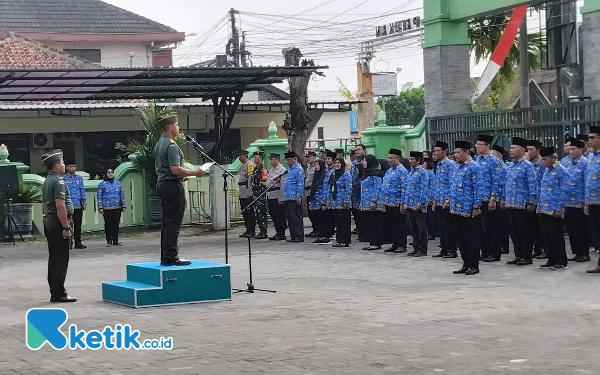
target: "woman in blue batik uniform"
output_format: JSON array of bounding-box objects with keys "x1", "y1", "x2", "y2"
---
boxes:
[
  {"x1": 424, "y1": 159, "x2": 440, "y2": 241},
  {"x1": 309, "y1": 159, "x2": 332, "y2": 245},
  {"x1": 360, "y1": 154, "x2": 384, "y2": 251},
  {"x1": 329, "y1": 157, "x2": 352, "y2": 247},
  {"x1": 97, "y1": 167, "x2": 126, "y2": 247}
]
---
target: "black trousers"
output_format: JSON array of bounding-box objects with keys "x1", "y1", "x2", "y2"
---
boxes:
[
  {"x1": 44, "y1": 215, "x2": 71, "y2": 299},
  {"x1": 306, "y1": 197, "x2": 317, "y2": 234},
  {"x1": 103, "y1": 209, "x2": 122, "y2": 245},
  {"x1": 480, "y1": 202, "x2": 502, "y2": 259},
  {"x1": 364, "y1": 210, "x2": 383, "y2": 246},
  {"x1": 439, "y1": 208, "x2": 457, "y2": 255},
  {"x1": 333, "y1": 209, "x2": 352, "y2": 244},
  {"x1": 72, "y1": 208, "x2": 83, "y2": 244},
  {"x1": 454, "y1": 214, "x2": 481, "y2": 269},
  {"x1": 565, "y1": 207, "x2": 589, "y2": 257},
  {"x1": 498, "y1": 208, "x2": 511, "y2": 254},
  {"x1": 285, "y1": 201, "x2": 304, "y2": 241},
  {"x1": 157, "y1": 179, "x2": 186, "y2": 262},
  {"x1": 355, "y1": 210, "x2": 370, "y2": 242},
  {"x1": 426, "y1": 205, "x2": 440, "y2": 238},
  {"x1": 507, "y1": 209, "x2": 533, "y2": 260},
  {"x1": 385, "y1": 205, "x2": 407, "y2": 249},
  {"x1": 538, "y1": 214, "x2": 568, "y2": 266},
  {"x1": 240, "y1": 197, "x2": 256, "y2": 234},
  {"x1": 352, "y1": 207, "x2": 360, "y2": 231},
  {"x1": 407, "y1": 209, "x2": 428, "y2": 253},
  {"x1": 313, "y1": 209, "x2": 333, "y2": 239},
  {"x1": 268, "y1": 199, "x2": 287, "y2": 235},
  {"x1": 588, "y1": 205, "x2": 600, "y2": 266},
  {"x1": 530, "y1": 211, "x2": 544, "y2": 253}
]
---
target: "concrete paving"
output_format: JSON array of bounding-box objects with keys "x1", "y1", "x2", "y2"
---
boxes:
[{"x1": 0, "y1": 227, "x2": 598, "y2": 375}]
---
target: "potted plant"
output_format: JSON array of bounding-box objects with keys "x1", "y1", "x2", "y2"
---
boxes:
[
  {"x1": 1, "y1": 185, "x2": 42, "y2": 238},
  {"x1": 116, "y1": 102, "x2": 186, "y2": 228}
]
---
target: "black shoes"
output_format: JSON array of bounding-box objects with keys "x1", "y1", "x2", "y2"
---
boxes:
[
  {"x1": 395, "y1": 247, "x2": 408, "y2": 253},
  {"x1": 384, "y1": 247, "x2": 398, "y2": 253},
  {"x1": 413, "y1": 251, "x2": 427, "y2": 258},
  {"x1": 465, "y1": 268, "x2": 480, "y2": 275},
  {"x1": 482, "y1": 256, "x2": 500, "y2": 262},
  {"x1": 286, "y1": 238, "x2": 304, "y2": 243},
  {"x1": 51, "y1": 295, "x2": 77, "y2": 303},
  {"x1": 161, "y1": 258, "x2": 192, "y2": 266},
  {"x1": 517, "y1": 259, "x2": 533, "y2": 266},
  {"x1": 306, "y1": 232, "x2": 317, "y2": 238},
  {"x1": 332, "y1": 243, "x2": 349, "y2": 248},
  {"x1": 539, "y1": 261, "x2": 553, "y2": 269},
  {"x1": 254, "y1": 232, "x2": 268, "y2": 240},
  {"x1": 74, "y1": 242, "x2": 86, "y2": 249},
  {"x1": 432, "y1": 252, "x2": 446, "y2": 258},
  {"x1": 453, "y1": 266, "x2": 468, "y2": 274},
  {"x1": 443, "y1": 253, "x2": 458, "y2": 259},
  {"x1": 574, "y1": 255, "x2": 591, "y2": 262},
  {"x1": 507, "y1": 257, "x2": 522, "y2": 265},
  {"x1": 269, "y1": 234, "x2": 287, "y2": 241}
]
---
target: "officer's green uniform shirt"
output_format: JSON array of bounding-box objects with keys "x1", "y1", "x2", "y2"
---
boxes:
[
  {"x1": 155, "y1": 134, "x2": 184, "y2": 182},
  {"x1": 42, "y1": 171, "x2": 74, "y2": 215}
]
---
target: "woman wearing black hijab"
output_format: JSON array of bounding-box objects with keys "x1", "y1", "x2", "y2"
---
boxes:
[
  {"x1": 329, "y1": 157, "x2": 353, "y2": 247},
  {"x1": 97, "y1": 167, "x2": 126, "y2": 247},
  {"x1": 309, "y1": 159, "x2": 332, "y2": 244},
  {"x1": 378, "y1": 158, "x2": 393, "y2": 244},
  {"x1": 359, "y1": 154, "x2": 384, "y2": 250}
]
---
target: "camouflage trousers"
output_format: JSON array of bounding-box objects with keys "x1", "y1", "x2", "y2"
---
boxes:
[{"x1": 253, "y1": 198, "x2": 268, "y2": 233}]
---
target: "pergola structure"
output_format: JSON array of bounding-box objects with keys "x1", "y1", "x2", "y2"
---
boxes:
[{"x1": 0, "y1": 66, "x2": 328, "y2": 161}]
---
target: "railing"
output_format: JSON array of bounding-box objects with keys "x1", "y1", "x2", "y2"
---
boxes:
[
  {"x1": 427, "y1": 100, "x2": 600, "y2": 152},
  {"x1": 305, "y1": 136, "x2": 362, "y2": 152}
]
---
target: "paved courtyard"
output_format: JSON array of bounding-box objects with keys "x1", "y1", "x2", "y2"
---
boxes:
[{"x1": 0, "y1": 226, "x2": 598, "y2": 375}]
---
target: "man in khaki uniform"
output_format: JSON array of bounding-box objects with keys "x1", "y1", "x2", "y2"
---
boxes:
[
  {"x1": 42, "y1": 149, "x2": 77, "y2": 303},
  {"x1": 237, "y1": 150, "x2": 255, "y2": 238},
  {"x1": 304, "y1": 151, "x2": 318, "y2": 237}
]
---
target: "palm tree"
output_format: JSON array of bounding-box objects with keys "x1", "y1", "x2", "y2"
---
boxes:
[{"x1": 115, "y1": 102, "x2": 185, "y2": 194}]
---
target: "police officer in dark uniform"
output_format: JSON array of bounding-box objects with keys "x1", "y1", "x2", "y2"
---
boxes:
[
  {"x1": 42, "y1": 149, "x2": 77, "y2": 303},
  {"x1": 250, "y1": 151, "x2": 269, "y2": 239},
  {"x1": 154, "y1": 114, "x2": 204, "y2": 266}
]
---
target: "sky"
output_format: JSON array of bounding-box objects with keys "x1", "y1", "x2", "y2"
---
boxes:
[{"x1": 103, "y1": 0, "x2": 585, "y2": 95}]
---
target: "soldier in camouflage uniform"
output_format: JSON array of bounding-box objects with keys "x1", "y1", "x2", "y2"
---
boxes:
[{"x1": 250, "y1": 151, "x2": 269, "y2": 239}]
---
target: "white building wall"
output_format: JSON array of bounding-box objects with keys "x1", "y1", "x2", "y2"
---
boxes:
[
  {"x1": 48, "y1": 41, "x2": 151, "y2": 67},
  {"x1": 308, "y1": 112, "x2": 351, "y2": 148}
]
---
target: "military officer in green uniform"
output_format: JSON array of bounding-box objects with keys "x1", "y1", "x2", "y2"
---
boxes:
[
  {"x1": 154, "y1": 114, "x2": 204, "y2": 266},
  {"x1": 42, "y1": 149, "x2": 77, "y2": 303}
]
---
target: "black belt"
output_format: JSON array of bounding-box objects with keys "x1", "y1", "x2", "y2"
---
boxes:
[{"x1": 158, "y1": 178, "x2": 183, "y2": 183}]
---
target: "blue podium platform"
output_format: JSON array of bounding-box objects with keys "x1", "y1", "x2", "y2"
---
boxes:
[{"x1": 102, "y1": 260, "x2": 231, "y2": 308}]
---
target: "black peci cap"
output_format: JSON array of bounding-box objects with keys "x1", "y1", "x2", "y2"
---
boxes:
[
  {"x1": 512, "y1": 137, "x2": 528, "y2": 149},
  {"x1": 540, "y1": 146, "x2": 555, "y2": 157}
]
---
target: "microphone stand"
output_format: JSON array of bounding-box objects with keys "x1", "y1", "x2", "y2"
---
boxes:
[
  {"x1": 232, "y1": 171, "x2": 285, "y2": 294},
  {"x1": 186, "y1": 137, "x2": 234, "y2": 265}
]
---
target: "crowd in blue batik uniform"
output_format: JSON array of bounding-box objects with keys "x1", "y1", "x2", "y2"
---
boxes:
[
  {"x1": 380, "y1": 165, "x2": 407, "y2": 207},
  {"x1": 449, "y1": 161, "x2": 485, "y2": 217},
  {"x1": 505, "y1": 159, "x2": 538, "y2": 209},
  {"x1": 433, "y1": 159, "x2": 455, "y2": 205},
  {"x1": 537, "y1": 162, "x2": 569, "y2": 216},
  {"x1": 404, "y1": 166, "x2": 428, "y2": 211},
  {"x1": 63, "y1": 173, "x2": 86, "y2": 209},
  {"x1": 474, "y1": 154, "x2": 504, "y2": 201},
  {"x1": 97, "y1": 180, "x2": 126, "y2": 210},
  {"x1": 283, "y1": 163, "x2": 305, "y2": 201},
  {"x1": 565, "y1": 156, "x2": 588, "y2": 208},
  {"x1": 360, "y1": 175, "x2": 383, "y2": 211},
  {"x1": 585, "y1": 150, "x2": 600, "y2": 206}
]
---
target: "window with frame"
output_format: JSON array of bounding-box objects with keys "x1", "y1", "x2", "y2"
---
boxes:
[{"x1": 63, "y1": 49, "x2": 102, "y2": 63}]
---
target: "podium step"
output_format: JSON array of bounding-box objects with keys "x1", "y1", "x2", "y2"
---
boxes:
[{"x1": 102, "y1": 260, "x2": 232, "y2": 308}]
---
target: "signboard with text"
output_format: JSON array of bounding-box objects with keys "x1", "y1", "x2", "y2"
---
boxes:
[
  {"x1": 376, "y1": 16, "x2": 422, "y2": 38},
  {"x1": 372, "y1": 73, "x2": 398, "y2": 96}
]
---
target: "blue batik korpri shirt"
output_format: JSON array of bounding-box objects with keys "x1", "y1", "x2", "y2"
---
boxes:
[
  {"x1": 434, "y1": 159, "x2": 455, "y2": 205},
  {"x1": 403, "y1": 166, "x2": 428, "y2": 211},
  {"x1": 97, "y1": 180, "x2": 126, "y2": 210},
  {"x1": 426, "y1": 170, "x2": 437, "y2": 204},
  {"x1": 350, "y1": 158, "x2": 363, "y2": 209},
  {"x1": 329, "y1": 171, "x2": 352, "y2": 209},
  {"x1": 505, "y1": 159, "x2": 538, "y2": 209},
  {"x1": 537, "y1": 163, "x2": 569, "y2": 217},
  {"x1": 585, "y1": 150, "x2": 600, "y2": 206},
  {"x1": 532, "y1": 158, "x2": 546, "y2": 195},
  {"x1": 565, "y1": 156, "x2": 588, "y2": 209},
  {"x1": 475, "y1": 154, "x2": 504, "y2": 201},
  {"x1": 309, "y1": 173, "x2": 331, "y2": 211},
  {"x1": 561, "y1": 154, "x2": 572, "y2": 167},
  {"x1": 63, "y1": 173, "x2": 86, "y2": 210},
  {"x1": 379, "y1": 165, "x2": 408, "y2": 207},
  {"x1": 360, "y1": 175, "x2": 383, "y2": 211},
  {"x1": 449, "y1": 161, "x2": 484, "y2": 217},
  {"x1": 495, "y1": 162, "x2": 508, "y2": 203},
  {"x1": 283, "y1": 162, "x2": 305, "y2": 201}
]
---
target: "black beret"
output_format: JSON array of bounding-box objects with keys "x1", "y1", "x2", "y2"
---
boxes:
[
  {"x1": 540, "y1": 146, "x2": 555, "y2": 157},
  {"x1": 477, "y1": 135, "x2": 493, "y2": 143},
  {"x1": 512, "y1": 137, "x2": 528, "y2": 149}
]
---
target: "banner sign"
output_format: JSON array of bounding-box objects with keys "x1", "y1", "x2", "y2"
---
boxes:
[
  {"x1": 372, "y1": 73, "x2": 398, "y2": 96},
  {"x1": 376, "y1": 16, "x2": 422, "y2": 38}
]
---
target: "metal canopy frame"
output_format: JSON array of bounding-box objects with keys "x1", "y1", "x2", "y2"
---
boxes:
[{"x1": 0, "y1": 66, "x2": 327, "y2": 162}]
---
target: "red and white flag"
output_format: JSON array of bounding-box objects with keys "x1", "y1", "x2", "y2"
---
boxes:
[{"x1": 471, "y1": 5, "x2": 528, "y2": 103}]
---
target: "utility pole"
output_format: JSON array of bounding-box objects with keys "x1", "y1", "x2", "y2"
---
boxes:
[{"x1": 229, "y1": 8, "x2": 240, "y2": 67}]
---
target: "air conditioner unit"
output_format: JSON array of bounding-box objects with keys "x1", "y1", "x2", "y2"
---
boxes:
[{"x1": 32, "y1": 133, "x2": 53, "y2": 149}]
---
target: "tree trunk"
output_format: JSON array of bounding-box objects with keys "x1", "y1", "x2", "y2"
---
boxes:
[{"x1": 282, "y1": 47, "x2": 313, "y2": 168}]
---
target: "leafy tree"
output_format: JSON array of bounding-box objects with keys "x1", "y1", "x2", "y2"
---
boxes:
[{"x1": 376, "y1": 86, "x2": 425, "y2": 127}]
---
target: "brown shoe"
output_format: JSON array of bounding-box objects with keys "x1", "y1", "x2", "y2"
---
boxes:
[{"x1": 586, "y1": 266, "x2": 600, "y2": 274}]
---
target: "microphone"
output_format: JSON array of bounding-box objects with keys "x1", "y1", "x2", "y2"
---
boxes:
[{"x1": 185, "y1": 135, "x2": 204, "y2": 150}]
